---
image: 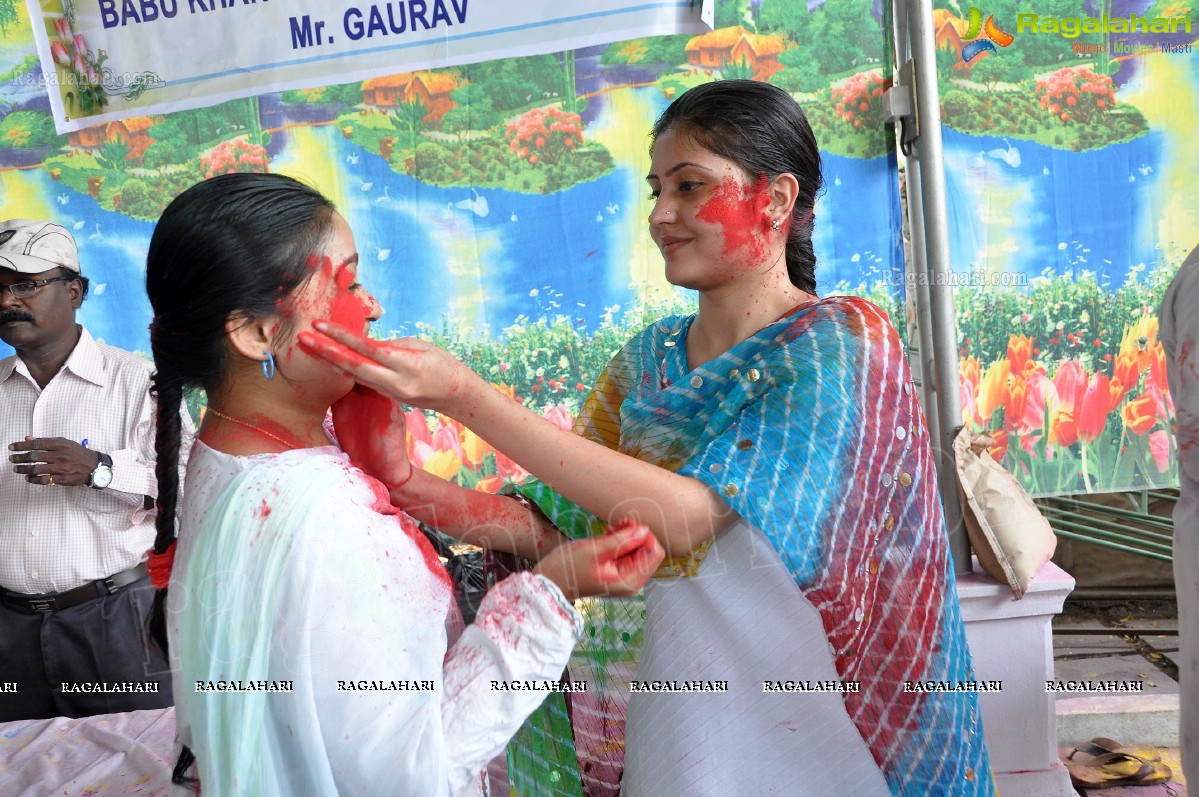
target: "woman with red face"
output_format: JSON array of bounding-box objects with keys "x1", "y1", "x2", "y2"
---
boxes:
[
  {"x1": 143, "y1": 173, "x2": 663, "y2": 796},
  {"x1": 304, "y1": 81, "x2": 995, "y2": 796}
]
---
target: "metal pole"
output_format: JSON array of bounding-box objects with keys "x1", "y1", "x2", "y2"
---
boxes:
[
  {"x1": 888, "y1": 0, "x2": 940, "y2": 446},
  {"x1": 891, "y1": 0, "x2": 970, "y2": 575},
  {"x1": 904, "y1": 151, "x2": 941, "y2": 456}
]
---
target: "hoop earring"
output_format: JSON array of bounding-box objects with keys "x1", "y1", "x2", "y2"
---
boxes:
[{"x1": 262, "y1": 352, "x2": 276, "y2": 381}]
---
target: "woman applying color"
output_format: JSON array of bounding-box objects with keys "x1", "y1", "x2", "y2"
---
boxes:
[{"x1": 303, "y1": 80, "x2": 995, "y2": 796}]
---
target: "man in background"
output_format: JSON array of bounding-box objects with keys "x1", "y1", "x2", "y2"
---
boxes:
[
  {"x1": 0, "y1": 219, "x2": 191, "y2": 720},
  {"x1": 1161, "y1": 242, "x2": 1199, "y2": 783}
]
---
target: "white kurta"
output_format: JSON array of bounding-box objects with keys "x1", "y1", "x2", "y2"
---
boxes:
[
  {"x1": 621, "y1": 518, "x2": 892, "y2": 797},
  {"x1": 1161, "y1": 243, "x2": 1199, "y2": 785},
  {"x1": 168, "y1": 441, "x2": 581, "y2": 797}
]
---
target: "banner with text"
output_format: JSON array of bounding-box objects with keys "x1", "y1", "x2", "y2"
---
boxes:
[{"x1": 26, "y1": 0, "x2": 713, "y2": 133}]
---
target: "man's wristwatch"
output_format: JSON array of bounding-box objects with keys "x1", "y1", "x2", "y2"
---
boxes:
[{"x1": 88, "y1": 452, "x2": 114, "y2": 490}]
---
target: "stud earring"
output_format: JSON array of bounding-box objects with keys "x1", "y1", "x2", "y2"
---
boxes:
[
  {"x1": 771, "y1": 218, "x2": 781, "y2": 231},
  {"x1": 262, "y1": 351, "x2": 276, "y2": 381}
]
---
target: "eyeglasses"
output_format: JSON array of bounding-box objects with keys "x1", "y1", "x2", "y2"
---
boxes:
[{"x1": 0, "y1": 276, "x2": 75, "y2": 300}]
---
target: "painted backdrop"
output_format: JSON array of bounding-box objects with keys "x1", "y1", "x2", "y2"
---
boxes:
[
  {"x1": 0, "y1": 0, "x2": 1194, "y2": 497},
  {"x1": 934, "y1": 0, "x2": 1197, "y2": 495}
]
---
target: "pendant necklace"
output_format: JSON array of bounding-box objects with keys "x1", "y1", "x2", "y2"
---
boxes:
[{"x1": 204, "y1": 407, "x2": 296, "y2": 449}]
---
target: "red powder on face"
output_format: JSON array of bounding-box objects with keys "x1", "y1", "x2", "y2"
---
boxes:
[
  {"x1": 279, "y1": 252, "x2": 371, "y2": 376},
  {"x1": 283, "y1": 254, "x2": 369, "y2": 338},
  {"x1": 330, "y1": 260, "x2": 370, "y2": 333},
  {"x1": 696, "y1": 174, "x2": 771, "y2": 263}
]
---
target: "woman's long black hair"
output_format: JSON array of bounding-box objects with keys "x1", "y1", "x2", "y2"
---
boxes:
[{"x1": 145, "y1": 172, "x2": 336, "y2": 784}]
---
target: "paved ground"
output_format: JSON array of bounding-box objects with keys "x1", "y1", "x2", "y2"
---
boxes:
[{"x1": 1054, "y1": 600, "x2": 1186, "y2": 795}]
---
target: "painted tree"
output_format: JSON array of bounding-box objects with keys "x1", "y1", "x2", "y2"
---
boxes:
[
  {"x1": 94, "y1": 138, "x2": 130, "y2": 171},
  {"x1": 0, "y1": 0, "x2": 19, "y2": 37},
  {"x1": 391, "y1": 97, "x2": 428, "y2": 152}
]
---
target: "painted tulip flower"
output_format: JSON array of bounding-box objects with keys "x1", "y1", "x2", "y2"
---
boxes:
[
  {"x1": 1112, "y1": 351, "x2": 1140, "y2": 401},
  {"x1": 1052, "y1": 360, "x2": 1087, "y2": 413},
  {"x1": 1076, "y1": 373, "x2": 1112, "y2": 443},
  {"x1": 405, "y1": 409, "x2": 432, "y2": 459},
  {"x1": 1007, "y1": 334, "x2": 1033, "y2": 375},
  {"x1": 988, "y1": 429, "x2": 1009, "y2": 461},
  {"x1": 976, "y1": 360, "x2": 1011, "y2": 422},
  {"x1": 1022, "y1": 371, "x2": 1052, "y2": 432},
  {"x1": 1049, "y1": 407, "x2": 1078, "y2": 448},
  {"x1": 1004, "y1": 375, "x2": 1029, "y2": 433},
  {"x1": 413, "y1": 441, "x2": 462, "y2": 482},
  {"x1": 1121, "y1": 393, "x2": 1158, "y2": 435},
  {"x1": 430, "y1": 418, "x2": 464, "y2": 460},
  {"x1": 542, "y1": 404, "x2": 574, "y2": 432},
  {"x1": 960, "y1": 377, "x2": 981, "y2": 427},
  {"x1": 458, "y1": 426, "x2": 492, "y2": 470},
  {"x1": 1149, "y1": 430, "x2": 1171, "y2": 473},
  {"x1": 1120, "y1": 313, "x2": 1159, "y2": 370},
  {"x1": 1149, "y1": 341, "x2": 1169, "y2": 393},
  {"x1": 959, "y1": 356, "x2": 981, "y2": 394}
]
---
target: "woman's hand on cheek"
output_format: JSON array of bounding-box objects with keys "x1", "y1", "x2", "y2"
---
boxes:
[
  {"x1": 297, "y1": 323, "x2": 475, "y2": 415},
  {"x1": 332, "y1": 385, "x2": 412, "y2": 488},
  {"x1": 532, "y1": 521, "x2": 664, "y2": 600}
]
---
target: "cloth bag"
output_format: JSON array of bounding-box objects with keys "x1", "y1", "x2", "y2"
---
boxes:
[{"x1": 954, "y1": 427, "x2": 1057, "y2": 599}]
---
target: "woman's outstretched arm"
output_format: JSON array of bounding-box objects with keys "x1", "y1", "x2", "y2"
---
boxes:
[
  {"x1": 331, "y1": 384, "x2": 565, "y2": 560},
  {"x1": 302, "y1": 327, "x2": 736, "y2": 557}
]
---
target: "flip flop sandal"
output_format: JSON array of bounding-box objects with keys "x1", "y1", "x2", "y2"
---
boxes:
[
  {"x1": 1063, "y1": 741, "x2": 1173, "y2": 789},
  {"x1": 1075, "y1": 737, "x2": 1164, "y2": 763},
  {"x1": 1073, "y1": 736, "x2": 1173, "y2": 783}
]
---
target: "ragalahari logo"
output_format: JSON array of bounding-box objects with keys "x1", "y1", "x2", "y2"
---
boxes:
[{"x1": 960, "y1": 7, "x2": 1015, "y2": 62}]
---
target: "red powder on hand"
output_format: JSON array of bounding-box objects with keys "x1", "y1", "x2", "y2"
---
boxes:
[
  {"x1": 611, "y1": 517, "x2": 641, "y2": 533},
  {"x1": 297, "y1": 330, "x2": 374, "y2": 371}
]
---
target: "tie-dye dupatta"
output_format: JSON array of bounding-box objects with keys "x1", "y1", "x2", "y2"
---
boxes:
[{"x1": 508, "y1": 296, "x2": 994, "y2": 796}]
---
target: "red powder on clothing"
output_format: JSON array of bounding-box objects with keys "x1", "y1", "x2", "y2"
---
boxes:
[
  {"x1": 479, "y1": 588, "x2": 529, "y2": 636},
  {"x1": 361, "y1": 471, "x2": 451, "y2": 589},
  {"x1": 696, "y1": 174, "x2": 771, "y2": 262},
  {"x1": 259, "y1": 499, "x2": 272, "y2": 519}
]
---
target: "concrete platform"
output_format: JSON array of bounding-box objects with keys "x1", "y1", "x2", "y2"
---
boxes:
[{"x1": 1058, "y1": 694, "x2": 1181, "y2": 748}]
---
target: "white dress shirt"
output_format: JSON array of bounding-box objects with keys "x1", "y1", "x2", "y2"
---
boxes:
[{"x1": 0, "y1": 326, "x2": 193, "y2": 593}]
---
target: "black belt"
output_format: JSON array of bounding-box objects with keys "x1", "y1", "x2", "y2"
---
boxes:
[{"x1": 1, "y1": 563, "x2": 149, "y2": 613}]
